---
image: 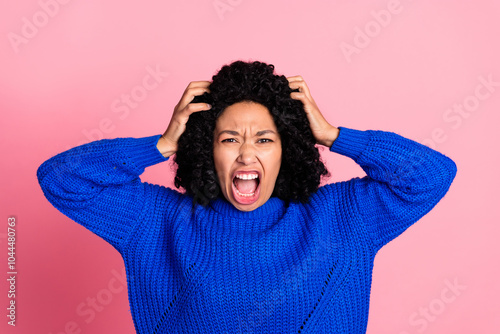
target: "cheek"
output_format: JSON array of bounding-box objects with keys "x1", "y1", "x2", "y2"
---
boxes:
[
  {"x1": 275, "y1": 158, "x2": 282, "y2": 176},
  {"x1": 213, "y1": 148, "x2": 232, "y2": 182},
  {"x1": 273, "y1": 147, "x2": 282, "y2": 173},
  {"x1": 262, "y1": 150, "x2": 282, "y2": 179}
]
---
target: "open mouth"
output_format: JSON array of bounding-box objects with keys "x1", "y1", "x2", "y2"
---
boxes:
[{"x1": 231, "y1": 172, "x2": 261, "y2": 205}]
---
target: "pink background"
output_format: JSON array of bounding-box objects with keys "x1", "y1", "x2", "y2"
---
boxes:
[{"x1": 1, "y1": 0, "x2": 499, "y2": 333}]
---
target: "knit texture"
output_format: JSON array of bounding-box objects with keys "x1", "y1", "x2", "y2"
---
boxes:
[{"x1": 37, "y1": 126, "x2": 457, "y2": 334}]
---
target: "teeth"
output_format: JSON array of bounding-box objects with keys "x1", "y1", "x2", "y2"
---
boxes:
[
  {"x1": 233, "y1": 172, "x2": 259, "y2": 197},
  {"x1": 235, "y1": 187, "x2": 255, "y2": 197},
  {"x1": 235, "y1": 173, "x2": 259, "y2": 180}
]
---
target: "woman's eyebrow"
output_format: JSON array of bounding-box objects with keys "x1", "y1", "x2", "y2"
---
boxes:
[
  {"x1": 218, "y1": 130, "x2": 239, "y2": 137},
  {"x1": 218, "y1": 129, "x2": 276, "y2": 137},
  {"x1": 256, "y1": 130, "x2": 276, "y2": 136}
]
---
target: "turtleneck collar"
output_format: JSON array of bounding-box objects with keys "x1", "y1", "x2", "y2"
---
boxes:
[{"x1": 209, "y1": 196, "x2": 286, "y2": 220}]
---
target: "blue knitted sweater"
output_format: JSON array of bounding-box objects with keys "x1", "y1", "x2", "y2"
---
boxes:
[{"x1": 37, "y1": 126, "x2": 457, "y2": 334}]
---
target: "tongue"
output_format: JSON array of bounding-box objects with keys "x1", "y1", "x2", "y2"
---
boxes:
[{"x1": 234, "y1": 178, "x2": 258, "y2": 194}]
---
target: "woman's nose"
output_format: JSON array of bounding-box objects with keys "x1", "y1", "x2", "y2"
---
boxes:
[{"x1": 237, "y1": 143, "x2": 257, "y2": 164}]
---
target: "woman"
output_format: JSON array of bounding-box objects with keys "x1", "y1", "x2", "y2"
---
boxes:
[{"x1": 37, "y1": 60, "x2": 457, "y2": 334}]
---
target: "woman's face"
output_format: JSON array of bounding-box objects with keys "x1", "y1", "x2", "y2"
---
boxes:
[{"x1": 213, "y1": 101, "x2": 282, "y2": 212}]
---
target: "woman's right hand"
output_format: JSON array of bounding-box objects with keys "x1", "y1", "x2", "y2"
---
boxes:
[{"x1": 157, "y1": 81, "x2": 212, "y2": 158}]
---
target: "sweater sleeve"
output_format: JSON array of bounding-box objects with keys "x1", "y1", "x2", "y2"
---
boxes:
[
  {"x1": 36, "y1": 134, "x2": 171, "y2": 253},
  {"x1": 330, "y1": 126, "x2": 457, "y2": 252}
]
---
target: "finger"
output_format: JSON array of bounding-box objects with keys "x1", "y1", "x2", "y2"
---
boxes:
[
  {"x1": 290, "y1": 91, "x2": 304, "y2": 99},
  {"x1": 290, "y1": 90, "x2": 318, "y2": 111},
  {"x1": 180, "y1": 102, "x2": 212, "y2": 118},
  {"x1": 290, "y1": 91, "x2": 310, "y2": 108},
  {"x1": 178, "y1": 86, "x2": 211, "y2": 109},
  {"x1": 287, "y1": 75, "x2": 304, "y2": 83},
  {"x1": 163, "y1": 101, "x2": 211, "y2": 142},
  {"x1": 186, "y1": 80, "x2": 212, "y2": 88},
  {"x1": 183, "y1": 81, "x2": 211, "y2": 97},
  {"x1": 186, "y1": 86, "x2": 211, "y2": 97},
  {"x1": 288, "y1": 81, "x2": 304, "y2": 90},
  {"x1": 288, "y1": 80, "x2": 314, "y2": 102},
  {"x1": 288, "y1": 78, "x2": 309, "y2": 90}
]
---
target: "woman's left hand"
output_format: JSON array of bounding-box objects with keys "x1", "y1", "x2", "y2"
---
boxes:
[{"x1": 288, "y1": 75, "x2": 339, "y2": 147}]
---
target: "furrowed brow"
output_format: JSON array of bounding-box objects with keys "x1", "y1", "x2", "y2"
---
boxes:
[
  {"x1": 256, "y1": 130, "x2": 276, "y2": 136},
  {"x1": 218, "y1": 130, "x2": 240, "y2": 137},
  {"x1": 218, "y1": 130, "x2": 276, "y2": 138}
]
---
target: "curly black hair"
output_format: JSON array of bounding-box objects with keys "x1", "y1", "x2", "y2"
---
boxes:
[{"x1": 173, "y1": 60, "x2": 330, "y2": 208}]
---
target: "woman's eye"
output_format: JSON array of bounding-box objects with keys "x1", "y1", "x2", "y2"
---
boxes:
[
  {"x1": 221, "y1": 138, "x2": 236, "y2": 143},
  {"x1": 259, "y1": 138, "x2": 273, "y2": 143}
]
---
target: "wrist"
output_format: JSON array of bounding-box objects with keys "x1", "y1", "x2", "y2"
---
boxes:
[
  {"x1": 156, "y1": 135, "x2": 176, "y2": 158},
  {"x1": 322, "y1": 126, "x2": 340, "y2": 148}
]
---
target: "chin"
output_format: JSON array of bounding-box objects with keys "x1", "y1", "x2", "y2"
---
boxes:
[{"x1": 234, "y1": 200, "x2": 261, "y2": 211}]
